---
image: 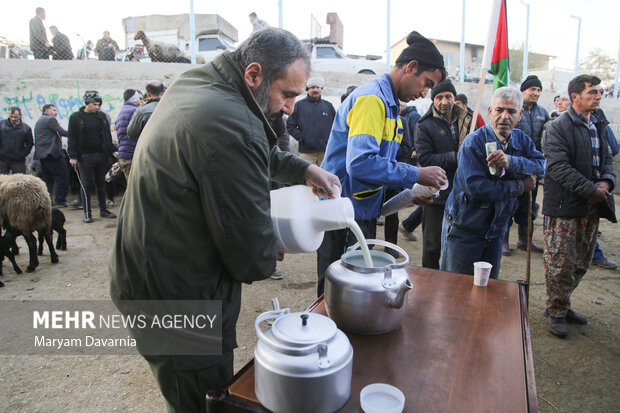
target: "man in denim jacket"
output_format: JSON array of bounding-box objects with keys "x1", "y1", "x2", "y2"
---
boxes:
[{"x1": 441, "y1": 87, "x2": 546, "y2": 279}]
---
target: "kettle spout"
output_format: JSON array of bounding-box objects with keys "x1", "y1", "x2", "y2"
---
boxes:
[{"x1": 384, "y1": 279, "x2": 413, "y2": 309}]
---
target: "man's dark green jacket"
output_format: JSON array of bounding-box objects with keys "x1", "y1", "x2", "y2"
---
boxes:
[{"x1": 109, "y1": 52, "x2": 310, "y2": 367}]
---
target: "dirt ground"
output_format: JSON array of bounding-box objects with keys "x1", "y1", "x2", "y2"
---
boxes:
[{"x1": 1, "y1": 192, "x2": 619, "y2": 412}]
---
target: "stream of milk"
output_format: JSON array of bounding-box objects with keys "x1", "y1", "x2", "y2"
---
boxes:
[{"x1": 346, "y1": 218, "x2": 374, "y2": 267}]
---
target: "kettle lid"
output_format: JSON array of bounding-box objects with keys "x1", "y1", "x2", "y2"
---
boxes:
[{"x1": 271, "y1": 312, "x2": 337, "y2": 346}]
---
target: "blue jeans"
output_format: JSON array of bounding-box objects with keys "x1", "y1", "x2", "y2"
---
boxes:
[
  {"x1": 440, "y1": 222, "x2": 503, "y2": 279},
  {"x1": 40, "y1": 156, "x2": 70, "y2": 203},
  {"x1": 401, "y1": 206, "x2": 423, "y2": 232},
  {"x1": 592, "y1": 242, "x2": 604, "y2": 260}
]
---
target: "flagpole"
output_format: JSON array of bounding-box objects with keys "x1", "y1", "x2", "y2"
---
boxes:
[
  {"x1": 470, "y1": 0, "x2": 502, "y2": 134},
  {"x1": 469, "y1": 69, "x2": 487, "y2": 134}
]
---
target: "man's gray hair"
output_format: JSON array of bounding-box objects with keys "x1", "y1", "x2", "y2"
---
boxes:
[
  {"x1": 231, "y1": 28, "x2": 310, "y2": 87},
  {"x1": 491, "y1": 86, "x2": 523, "y2": 108}
]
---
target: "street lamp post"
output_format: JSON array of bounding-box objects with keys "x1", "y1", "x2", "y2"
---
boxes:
[
  {"x1": 521, "y1": 1, "x2": 530, "y2": 81},
  {"x1": 614, "y1": 30, "x2": 620, "y2": 100},
  {"x1": 386, "y1": 0, "x2": 391, "y2": 73},
  {"x1": 459, "y1": 0, "x2": 466, "y2": 83},
  {"x1": 278, "y1": 0, "x2": 283, "y2": 28},
  {"x1": 570, "y1": 14, "x2": 581, "y2": 77}
]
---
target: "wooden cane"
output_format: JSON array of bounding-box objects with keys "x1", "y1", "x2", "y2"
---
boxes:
[{"x1": 525, "y1": 190, "x2": 533, "y2": 307}]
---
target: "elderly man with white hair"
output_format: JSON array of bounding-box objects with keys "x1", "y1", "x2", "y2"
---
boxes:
[
  {"x1": 286, "y1": 74, "x2": 336, "y2": 166},
  {"x1": 440, "y1": 86, "x2": 546, "y2": 279}
]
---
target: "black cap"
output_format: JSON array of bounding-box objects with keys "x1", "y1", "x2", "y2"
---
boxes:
[
  {"x1": 520, "y1": 75, "x2": 542, "y2": 92},
  {"x1": 83, "y1": 90, "x2": 103, "y2": 105},
  {"x1": 431, "y1": 80, "x2": 457, "y2": 100},
  {"x1": 395, "y1": 31, "x2": 446, "y2": 75}
]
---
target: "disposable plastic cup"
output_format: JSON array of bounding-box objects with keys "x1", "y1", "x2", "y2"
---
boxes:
[
  {"x1": 473, "y1": 261, "x2": 493, "y2": 287},
  {"x1": 360, "y1": 383, "x2": 405, "y2": 413}
]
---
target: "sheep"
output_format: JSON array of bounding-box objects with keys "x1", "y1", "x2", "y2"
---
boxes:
[
  {"x1": 0, "y1": 234, "x2": 22, "y2": 285},
  {"x1": 0, "y1": 174, "x2": 58, "y2": 272},
  {"x1": 38, "y1": 208, "x2": 67, "y2": 254}
]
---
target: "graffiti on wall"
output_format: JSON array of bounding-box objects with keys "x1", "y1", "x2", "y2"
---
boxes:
[{"x1": 1, "y1": 80, "x2": 123, "y2": 121}]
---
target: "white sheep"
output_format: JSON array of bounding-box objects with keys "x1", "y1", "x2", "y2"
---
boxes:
[{"x1": 0, "y1": 173, "x2": 58, "y2": 272}]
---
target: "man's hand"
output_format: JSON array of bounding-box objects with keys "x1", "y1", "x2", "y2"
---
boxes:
[
  {"x1": 487, "y1": 150, "x2": 509, "y2": 170},
  {"x1": 277, "y1": 251, "x2": 284, "y2": 262},
  {"x1": 412, "y1": 195, "x2": 435, "y2": 206},
  {"x1": 411, "y1": 150, "x2": 417, "y2": 160},
  {"x1": 417, "y1": 166, "x2": 447, "y2": 189},
  {"x1": 522, "y1": 175, "x2": 536, "y2": 192},
  {"x1": 69, "y1": 159, "x2": 78, "y2": 170},
  {"x1": 305, "y1": 164, "x2": 341, "y2": 199},
  {"x1": 590, "y1": 182, "x2": 611, "y2": 203}
]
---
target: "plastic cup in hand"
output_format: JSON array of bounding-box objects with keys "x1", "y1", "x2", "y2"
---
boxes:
[{"x1": 473, "y1": 261, "x2": 492, "y2": 287}]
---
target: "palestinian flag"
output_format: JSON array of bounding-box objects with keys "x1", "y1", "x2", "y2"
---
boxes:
[{"x1": 483, "y1": 0, "x2": 509, "y2": 90}]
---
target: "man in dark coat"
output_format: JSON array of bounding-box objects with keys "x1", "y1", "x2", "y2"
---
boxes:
[
  {"x1": 49, "y1": 26, "x2": 73, "y2": 60},
  {"x1": 0, "y1": 107, "x2": 34, "y2": 174},
  {"x1": 34, "y1": 104, "x2": 70, "y2": 206},
  {"x1": 415, "y1": 80, "x2": 473, "y2": 269},
  {"x1": 286, "y1": 74, "x2": 336, "y2": 166},
  {"x1": 67, "y1": 91, "x2": 117, "y2": 222},
  {"x1": 29, "y1": 7, "x2": 49, "y2": 59},
  {"x1": 542, "y1": 75, "x2": 616, "y2": 338},
  {"x1": 109, "y1": 28, "x2": 339, "y2": 412},
  {"x1": 504, "y1": 75, "x2": 550, "y2": 254},
  {"x1": 94, "y1": 31, "x2": 119, "y2": 61}
]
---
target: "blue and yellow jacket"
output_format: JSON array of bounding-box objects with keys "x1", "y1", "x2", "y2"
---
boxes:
[{"x1": 321, "y1": 74, "x2": 419, "y2": 220}]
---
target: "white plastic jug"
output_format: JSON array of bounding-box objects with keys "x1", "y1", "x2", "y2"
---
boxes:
[{"x1": 270, "y1": 185, "x2": 354, "y2": 253}]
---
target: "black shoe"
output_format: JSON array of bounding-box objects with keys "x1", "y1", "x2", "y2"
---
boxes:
[
  {"x1": 566, "y1": 309, "x2": 588, "y2": 325},
  {"x1": 68, "y1": 200, "x2": 82, "y2": 208},
  {"x1": 544, "y1": 309, "x2": 588, "y2": 325},
  {"x1": 82, "y1": 213, "x2": 93, "y2": 224},
  {"x1": 548, "y1": 316, "x2": 568, "y2": 337},
  {"x1": 100, "y1": 209, "x2": 117, "y2": 219}
]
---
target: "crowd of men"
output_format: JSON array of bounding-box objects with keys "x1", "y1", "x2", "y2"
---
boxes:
[
  {"x1": 2, "y1": 23, "x2": 617, "y2": 411},
  {"x1": 26, "y1": 8, "x2": 273, "y2": 62},
  {"x1": 29, "y1": 7, "x2": 120, "y2": 61},
  {"x1": 0, "y1": 78, "x2": 166, "y2": 225}
]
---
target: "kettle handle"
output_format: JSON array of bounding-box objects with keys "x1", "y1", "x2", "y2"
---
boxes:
[
  {"x1": 255, "y1": 311, "x2": 332, "y2": 368},
  {"x1": 347, "y1": 239, "x2": 410, "y2": 269}
]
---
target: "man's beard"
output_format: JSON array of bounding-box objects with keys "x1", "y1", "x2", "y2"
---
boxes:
[{"x1": 253, "y1": 80, "x2": 274, "y2": 118}]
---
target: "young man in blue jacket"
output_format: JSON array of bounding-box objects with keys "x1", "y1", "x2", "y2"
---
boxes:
[
  {"x1": 441, "y1": 87, "x2": 546, "y2": 279},
  {"x1": 317, "y1": 31, "x2": 448, "y2": 296}
]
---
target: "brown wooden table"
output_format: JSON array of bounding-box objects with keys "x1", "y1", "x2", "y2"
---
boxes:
[{"x1": 207, "y1": 267, "x2": 537, "y2": 412}]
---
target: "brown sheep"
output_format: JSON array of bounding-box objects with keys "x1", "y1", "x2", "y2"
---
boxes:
[{"x1": 0, "y1": 174, "x2": 58, "y2": 272}]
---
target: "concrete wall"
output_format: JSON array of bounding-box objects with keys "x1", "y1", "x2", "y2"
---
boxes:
[
  {"x1": 3, "y1": 59, "x2": 620, "y2": 192},
  {"x1": 2, "y1": 59, "x2": 620, "y2": 127}
]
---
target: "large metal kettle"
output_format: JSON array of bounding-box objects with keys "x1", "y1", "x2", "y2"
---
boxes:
[
  {"x1": 325, "y1": 239, "x2": 412, "y2": 335},
  {"x1": 254, "y1": 299, "x2": 353, "y2": 413}
]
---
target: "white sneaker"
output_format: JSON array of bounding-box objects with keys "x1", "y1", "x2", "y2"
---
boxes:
[{"x1": 270, "y1": 270, "x2": 283, "y2": 280}]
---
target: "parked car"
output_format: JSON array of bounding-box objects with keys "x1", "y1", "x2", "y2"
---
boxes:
[
  {"x1": 305, "y1": 40, "x2": 386, "y2": 75},
  {"x1": 195, "y1": 30, "x2": 235, "y2": 63}
]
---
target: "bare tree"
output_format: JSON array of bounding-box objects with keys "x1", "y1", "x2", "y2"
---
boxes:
[{"x1": 579, "y1": 48, "x2": 616, "y2": 85}]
